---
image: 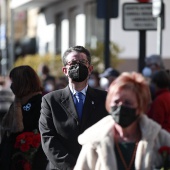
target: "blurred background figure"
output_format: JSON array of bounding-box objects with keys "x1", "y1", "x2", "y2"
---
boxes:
[
  {"x1": 147, "y1": 70, "x2": 170, "y2": 133},
  {"x1": 99, "y1": 67, "x2": 120, "y2": 91},
  {"x1": 142, "y1": 54, "x2": 165, "y2": 78},
  {"x1": 39, "y1": 64, "x2": 56, "y2": 95},
  {"x1": 0, "y1": 76, "x2": 14, "y2": 143},
  {"x1": 0, "y1": 65, "x2": 47, "y2": 170},
  {"x1": 142, "y1": 54, "x2": 165, "y2": 100},
  {"x1": 88, "y1": 70, "x2": 102, "y2": 90},
  {"x1": 55, "y1": 76, "x2": 68, "y2": 90}
]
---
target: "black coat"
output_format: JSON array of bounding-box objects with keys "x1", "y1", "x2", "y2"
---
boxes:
[{"x1": 39, "y1": 86, "x2": 109, "y2": 170}]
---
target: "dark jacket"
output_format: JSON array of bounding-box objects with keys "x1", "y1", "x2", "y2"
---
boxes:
[
  {"x1": 0, "y1": 94, "x2": 48, "y2": 170},
  {"x1": 39, "y1": 86, "x2": 108, "y2": 170}
]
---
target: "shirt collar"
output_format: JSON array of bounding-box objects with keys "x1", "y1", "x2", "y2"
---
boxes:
[{"x1": 69, "y1": 84, "x2": 88, "y2": 96}]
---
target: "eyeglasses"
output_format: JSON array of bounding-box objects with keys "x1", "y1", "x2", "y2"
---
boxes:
[{"x1": 66, "y1": 59, "x2": 89, "y2": 66}]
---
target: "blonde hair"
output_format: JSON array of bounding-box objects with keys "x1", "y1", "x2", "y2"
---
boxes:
[{"x1": 105, "y1": 72, "x2": 151, "y2": 114}]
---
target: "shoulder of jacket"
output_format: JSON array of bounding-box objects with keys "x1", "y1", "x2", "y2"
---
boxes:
[
  {"x1": 44, "y1": 88, "x2": 66, "y2": 96},
  {"x1": 78, "y1": 115, "x2": 114, "y2": 145},
  {"x1": 139, "y1": 114, "x2": 162, "y2": 141},
  {"x1": 91, "y1": 87, "x2": 107, "y2": 93},
  {"x1": 88, "y1": 87, "x2": 107, "y2": 98}
]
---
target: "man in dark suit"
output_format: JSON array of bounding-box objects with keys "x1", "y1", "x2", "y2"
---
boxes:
[{"x1": 39, "y1": 46, "x2": 108, "y2": 170}]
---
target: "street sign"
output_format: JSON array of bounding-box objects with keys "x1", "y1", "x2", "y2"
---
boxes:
[
  {"x1": 123, "y1": 3, "x2": 164, "y2": 30},
  {"x1": 136, "y1": 0, "x2": 150, "y2": 2}
]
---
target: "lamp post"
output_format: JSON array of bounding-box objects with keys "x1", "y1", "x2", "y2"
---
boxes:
[{"x1": 152, "y1": 0, "x2": 164, "y2": 57}]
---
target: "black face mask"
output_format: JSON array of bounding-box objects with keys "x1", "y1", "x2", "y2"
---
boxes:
[
  {"x1": 110, "y1": 105, "x2": 138, "y2": 128},
  {"x1": 68, "y1": 63, "x2": 88, "y2": 82},
  {"x1": 10, "y1": 83, "x2": 17, "y2": 95}
]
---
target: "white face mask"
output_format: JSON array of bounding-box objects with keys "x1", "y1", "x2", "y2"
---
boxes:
[
  {"x1": 45, "y1": 83, "x2": 54, "y2": 92},
  {"x1": 88, "y1": 79, "x2": 96, "y2": 87},
  {"x1": 142, "y1": 67, "x2": 152, "y2": 77},
  {"x1": 99, "y1": 77, "x2": 109, "y2": 90}
]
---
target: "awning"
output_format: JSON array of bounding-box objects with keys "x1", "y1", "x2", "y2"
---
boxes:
[{"x1": 10, "y1": 0, "x2": 61, "y2": 11}]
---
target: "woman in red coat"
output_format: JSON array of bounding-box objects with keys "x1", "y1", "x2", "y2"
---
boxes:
[{"x1": 147, "y1": 70, "x2": 170, "y2": 132}]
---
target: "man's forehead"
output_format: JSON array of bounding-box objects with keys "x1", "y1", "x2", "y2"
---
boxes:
[{"x1": 66, "y1": 51, "x2": 87, "y2": 60}]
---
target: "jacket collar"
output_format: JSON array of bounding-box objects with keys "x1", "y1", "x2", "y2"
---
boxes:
[{"x1": 59, "y1": 86, "x2": 99, "y2": 124}]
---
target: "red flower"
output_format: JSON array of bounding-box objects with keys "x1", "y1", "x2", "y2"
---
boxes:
[
  {"x1": 20, "y1": 143, "x2": 30, "y2": 152},
  {"x1": 23, "y1": 160, "x2": 32, "y2": 170},
  {"x1": 13, "y1": 130, "x2": 41, "y2": 170},
  {"x1": 14, "y1": 131, "x2": 40, "y2": 151},
  {"x1": 159, "y1": 146, "x2": 170, "y2": 155},
  {"x1": 31, "y1": 134, "x2": 41, "y2": 148},
  {"x1": 158, "y1": 146, "x2": 170, "y2": 170}
]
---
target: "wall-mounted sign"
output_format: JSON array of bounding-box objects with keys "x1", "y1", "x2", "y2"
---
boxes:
[{"x1": 122, "y1": 3, "x2": 164, "y2": 30}]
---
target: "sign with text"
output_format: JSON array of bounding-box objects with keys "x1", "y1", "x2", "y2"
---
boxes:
[{"x1": 123, "y1": 3, "x2": 160, "y2": 30}]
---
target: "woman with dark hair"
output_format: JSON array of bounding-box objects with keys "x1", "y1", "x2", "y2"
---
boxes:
[
  {"x1": 0, "y1": 65, "x2": 47, "y2": 170},
  {"x1": 147, "y1": 70, "x2": 170, "y2": 132}
]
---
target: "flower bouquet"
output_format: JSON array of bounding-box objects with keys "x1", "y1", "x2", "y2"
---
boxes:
[
  {"x1": 158, "y1": 146, "x2": 170, "y2": 170},
  {"x1": 12, "y1": 129, "x2": 41, "y2": 170}
]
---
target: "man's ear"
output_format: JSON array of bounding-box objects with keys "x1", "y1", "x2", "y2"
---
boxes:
[
  {"x1": 88, "y1": 65, "x2": 93, "y2": 75},
  {"x1": 62, "y1": 67, "x2": 68, "y2": 76}
]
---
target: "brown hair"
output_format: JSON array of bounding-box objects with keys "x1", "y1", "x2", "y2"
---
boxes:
[
  {"x1": 9, "y1": 65, "x2": 43, "y2": 97},
  {"x1": 105, "y1": 72, "x2": 151, "y2": 114},
  {"x1": 62, "y1": 46, "x2": 91, "y2": 66}
]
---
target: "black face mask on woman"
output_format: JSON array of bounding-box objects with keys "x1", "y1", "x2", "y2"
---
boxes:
[
  {"x1": 110, "y1": 105, "x2": 138, "y2": 128},
  {"x1": 68, "y1": 63, "x2": 88, "y2": 82},
  {"x1": 10, "y1": 83, "x2": 17, "y2": 95}
]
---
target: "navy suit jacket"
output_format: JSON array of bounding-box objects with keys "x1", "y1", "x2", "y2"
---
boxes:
[{"x1": 39, "y1": 86, "x2": 108, "y2": 170}]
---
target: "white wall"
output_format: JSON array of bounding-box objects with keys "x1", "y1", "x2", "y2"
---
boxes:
[
  {"x1": 110, "y1": 0, "x2": 170, "y2": 59},
  {"x1": 36, "y1": 0, "x2": 169, "y2": 61},
  {"x1": 36, "y1": 13, "x2": 56, "y2": 55}
]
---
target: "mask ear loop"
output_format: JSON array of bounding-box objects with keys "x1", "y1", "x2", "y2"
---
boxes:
[
  {"x1": 87, "y1": 62, "x2": 93, "y2": 81},
  {"x1": 84, "y1": 65, "x2": 91, "y2": 88}
]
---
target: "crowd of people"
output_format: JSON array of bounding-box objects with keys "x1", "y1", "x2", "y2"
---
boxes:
[{"x1": 0, "y1": 46, "x2": 170, "y2": 170}]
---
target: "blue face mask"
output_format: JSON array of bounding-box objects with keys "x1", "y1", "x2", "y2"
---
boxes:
[
  {"x1": 88, "y1": 79, "x2": 96, "y2": 87},
  {"x1": 110, "y1": 105, "x2": 138, "y2": 128},
  {"x1": 142, "y1": 67, "x2": 152, "y2": 77}
]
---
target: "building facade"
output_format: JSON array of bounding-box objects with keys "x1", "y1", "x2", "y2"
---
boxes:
[{"x1": 7, "y1": 0, "x2": 170, "y2": 72}]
